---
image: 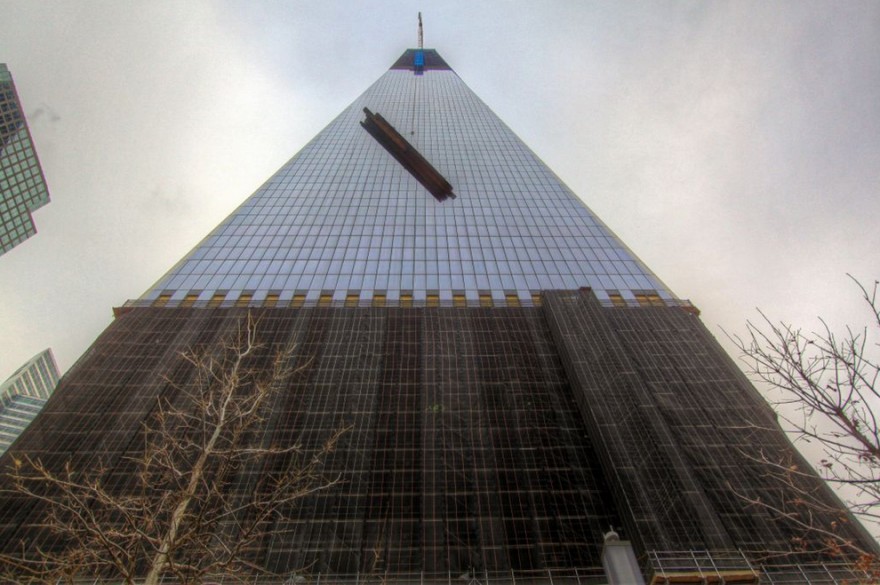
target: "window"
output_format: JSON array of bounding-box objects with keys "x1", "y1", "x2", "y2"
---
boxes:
[
  {"x1": 608, "y1": 293, "x2": 626, "y2": 308},
  {"x1": 181, "y1": 293, "x2": 199, "y2": 308},
  {"x1": 236, "y1": 293, "x2": 253, "y2": 307},
  {"x1": 153, "y1": 293, "x2": 172, "y2": 308}
]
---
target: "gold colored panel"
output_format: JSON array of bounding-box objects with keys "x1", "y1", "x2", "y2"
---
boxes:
[
  {"x1": 181, "y1": 294, "x2": 199, "y2": 308},
  {"x1": 609, "y1": 293, "x2": 626, "y2": 307},
  {"x1": 153, "y1": 294, "x2": 172, "y2": 308}
]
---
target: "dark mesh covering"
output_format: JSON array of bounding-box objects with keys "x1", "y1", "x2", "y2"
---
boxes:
[
  {"x1": 0, "y1": 305, "x2": 617, "y2": 578},
  {"x1": 542, "y1": 290, "x2": 877, "y2": 560},
  {"x1": 0, "y1": 298, "x2": 875, "y2": 581}
]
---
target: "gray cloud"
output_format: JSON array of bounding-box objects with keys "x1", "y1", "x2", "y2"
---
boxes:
[{"x1": 28, "y1": 104, "x2": 60, "y2": 123}]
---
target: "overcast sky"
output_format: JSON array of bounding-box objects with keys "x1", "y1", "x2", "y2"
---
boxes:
[{"x1": 1, "y1": 1, "x2": 878, "y2": 387}]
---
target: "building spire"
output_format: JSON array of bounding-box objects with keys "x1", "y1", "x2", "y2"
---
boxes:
[{"x1": 418, "y1": 12, "x2": 423, "y2": 49}]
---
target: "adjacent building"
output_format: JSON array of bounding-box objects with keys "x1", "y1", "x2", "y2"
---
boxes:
[
  {"x1": 0, "y1": 63, "x2": 50, "y2": 256},
  {"x1": 0, "y1": 349, "x2": 59, "y2": 456},
  {"x1": 0, "y1": 48, "x2": 876, "y2": 583}
]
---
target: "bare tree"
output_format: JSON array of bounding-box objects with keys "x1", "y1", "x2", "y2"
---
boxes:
[
  {"x1": 1, "y1": 314, "x2": 346, "y2": 585},
  {"x1": 729, "y1": 276, "x2": 880, "y2": 571}
]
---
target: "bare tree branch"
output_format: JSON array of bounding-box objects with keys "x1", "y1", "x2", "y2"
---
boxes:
[
  {"x1": 0, "y1": 313, "x2": 348, "y2": 584},
  {"x1": 726, "y1": 275, "x2": 880, "y2": 576}
]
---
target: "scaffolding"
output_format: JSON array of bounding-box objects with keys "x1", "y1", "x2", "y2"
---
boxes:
[
  {"x1": 647, "y1": 550, "x2": 759, "y2": 584},
  {"x1": 647, "y1": 550, "x2": 873, "y2": 585}
]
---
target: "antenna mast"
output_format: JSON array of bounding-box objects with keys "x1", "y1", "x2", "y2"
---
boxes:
[{"x1": 418, "y1": 12, "x2": 423, "y2": 49}]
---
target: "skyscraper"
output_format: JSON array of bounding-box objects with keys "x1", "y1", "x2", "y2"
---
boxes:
[
  {"x1": 0, "y1": 349, "x2": 59, "y2": 456},
  {"x1": 0, "y1": 63, "x2": 50, "y2": 256},
  {"x1": 0, "y1": 47, "x2": 875, "y2": 583}
]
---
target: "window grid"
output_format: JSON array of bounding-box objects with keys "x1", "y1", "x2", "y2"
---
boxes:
[{"x1": 141, "y1": 66, "x2": 670, "y2": 306}]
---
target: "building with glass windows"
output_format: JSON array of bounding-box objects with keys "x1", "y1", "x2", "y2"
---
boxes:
[
  {"x1": 0, "y1": 349, "x2": 59, "y2": 456},
  {"x1": 142, "y1": 49, "x2": 671, "y2": 309},
  {"x1": 0, "y1": 48, "x2": 875, "y2": 584},
  {"x1": 0, "y1": 63, "x2": 51, "y2": 256}
]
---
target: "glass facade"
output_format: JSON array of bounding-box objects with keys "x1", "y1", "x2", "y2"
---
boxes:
[
  {"x1": 0, "y1": 64, "x2": 50, "y2": 256},
  {"x1": 0, "y1": 348, "x2": 59, "y2": 455},
  {"x1": 142, "y1": 51, "x2": 672, "y2": 307}
]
